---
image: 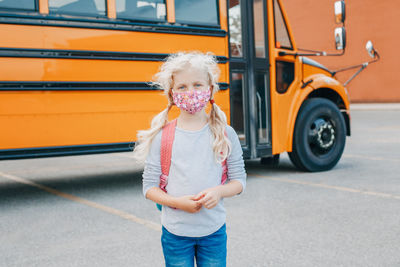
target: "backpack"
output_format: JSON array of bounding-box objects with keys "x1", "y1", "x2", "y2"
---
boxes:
[{"x1": 156, "y1": 119, "x2": 228, "y2": 211}]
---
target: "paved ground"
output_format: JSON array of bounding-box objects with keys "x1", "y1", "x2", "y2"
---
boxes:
[{"x1": 0, "y1": 108, "x2": 399, "y2": 267}]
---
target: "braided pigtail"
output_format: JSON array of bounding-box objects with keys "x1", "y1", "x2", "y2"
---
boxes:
[{"x1": 209, "y1": 94, "x2": 232, "y2": 163}]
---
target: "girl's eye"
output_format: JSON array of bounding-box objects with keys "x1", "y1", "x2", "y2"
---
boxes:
[{"x1": 195, "y1": 84, "x2": 202, "y2": 87}]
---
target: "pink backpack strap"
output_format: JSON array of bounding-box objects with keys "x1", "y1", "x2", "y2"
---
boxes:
[
  {"x1": 159, "y1": 119, "x2": 177, "y2": 192},
  {"x1": 220, "y1": 129, "x2": 228, "y2": 185}
]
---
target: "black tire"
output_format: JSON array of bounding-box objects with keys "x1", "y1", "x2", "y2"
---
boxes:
[{"x1": 288, "y1": 97, "x2": 346, "y2": 172}]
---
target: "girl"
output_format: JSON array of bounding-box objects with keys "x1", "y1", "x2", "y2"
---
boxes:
[{"x1": 133, "y1": 51, "x2": 246, "y2": 267}]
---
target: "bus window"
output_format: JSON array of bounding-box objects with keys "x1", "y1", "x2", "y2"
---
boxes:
[
  {"x1": 230, "y1": 72, "x2": 246, "y2": 145},
  {"x1": 276, "y1": 60, "x2": 294, "y2": 94},
  {"x1": 116, "y1": 0, "x2": 166, "y2": 21},
  {"x1": 273, "y1": 0, "x2": 292, "y2": 49},
  {"x1": 0, "y1": 0, "x2": 36, "y2": 10},
  {"x1": 255, "y1": 72, "x2": 268, "y2": 144},
  {"x1": 229, "y1": 0, "x2": 243, "y2": 57},
  {"x1": 252, "y1": 0, "x2": 266, "y2": 58},
  {"x1": 175, "y1": 0, "x2": 218, "y2": 26},
  {"x1": 49, "y1": 0, "x2": 106, "y2": 16}
]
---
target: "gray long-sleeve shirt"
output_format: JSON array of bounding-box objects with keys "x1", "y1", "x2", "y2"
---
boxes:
[{"x1": 142, "y1": 123, "x2": 246, "y2": 237}]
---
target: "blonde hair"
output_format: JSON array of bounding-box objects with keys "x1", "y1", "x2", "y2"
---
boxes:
[{"x1": 133, "y1": 51, "x2": 231, "y2": 163}]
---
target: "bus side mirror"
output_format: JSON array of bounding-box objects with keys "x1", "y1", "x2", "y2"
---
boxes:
[
  {"x1": 334, "y1": 27, "x2": 346, "y2": 50},
  {"x1": 334, "y1": 1, "x2": 345, "y2": 24},
  {"x1": 366, "y1": 40, "x2": 377, "y2": 58}
]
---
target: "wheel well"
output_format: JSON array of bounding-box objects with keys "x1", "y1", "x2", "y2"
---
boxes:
[{"x1": 307, "y1": 88, "x2": 351, "y2": 136}]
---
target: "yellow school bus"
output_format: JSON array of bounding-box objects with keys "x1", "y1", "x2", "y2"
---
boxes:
[{"x1": 0, "y1": 0, "x2": 378, "y2": 171}]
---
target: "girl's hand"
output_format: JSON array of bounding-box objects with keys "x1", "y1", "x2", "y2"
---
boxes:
[
  {"x1": 175, "y1": 195, "x2": 202, "y2": 213},
  {"x1": 194, "y1": 187, "x2": 222, "y2": 209}
]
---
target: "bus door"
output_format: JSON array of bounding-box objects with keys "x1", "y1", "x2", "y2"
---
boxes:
[{"x1": 228, "y1": 0, "x2": 272, "y2": 159}]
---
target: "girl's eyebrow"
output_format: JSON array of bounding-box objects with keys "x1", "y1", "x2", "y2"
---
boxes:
[{"x1": 175, "y1": 81, "x2": 205, "y2": 87}]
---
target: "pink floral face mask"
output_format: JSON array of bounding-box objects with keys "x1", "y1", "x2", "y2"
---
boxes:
[{"x1": 172, "y1": 89, "x2": 211, "y2": 114}]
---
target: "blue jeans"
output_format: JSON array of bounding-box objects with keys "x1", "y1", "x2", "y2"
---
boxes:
[{"x1": 161, "y1": 224, "x2": 227, "y2": 267}]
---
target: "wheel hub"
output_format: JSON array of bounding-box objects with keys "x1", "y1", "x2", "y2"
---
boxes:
[
  {"x1": 309, "y1": 118, "x2": 336, "y2": 153},
  {"x1": 317, "y1": 122, "x2": 335, "y2": 149}
]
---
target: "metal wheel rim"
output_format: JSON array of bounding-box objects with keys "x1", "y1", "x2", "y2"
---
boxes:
[{"x1": 307, "y1": 116, "x2": 336, "y2": 156}]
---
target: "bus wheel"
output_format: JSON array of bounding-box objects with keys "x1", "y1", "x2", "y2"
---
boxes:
[
  {"x1": 260, "y1": 154, "x2": 280, "y2": 167},
  {"x1": 288, "y1": 98, "x2": 346, "y2": 172}
]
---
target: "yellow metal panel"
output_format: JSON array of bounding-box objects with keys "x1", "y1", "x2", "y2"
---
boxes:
[
  {"x1": 39, "y1": 0, "x2": 49, "y2": 14},
  {"x1": 270, "y1": 50, "x2": 302, "y2": 154},
  {"x1": 0, "y1": 58, "x2": 228, "y2": 83},
  {"x1": 166, "y1": 0, "x2": 175, "y2": 23},
  {"x1": 107, "y1": 0, "x2": 116, "y2": 19},
  {"x1": 306, "y1": 74, "x2": 350, "y2": 110},
  {"x1": 0, "y1": 58, "x2": 45, "y2": 80},
  {"x1": 302, "y1": 62, "x2": 331, "y2": 78},
  {"x1": 219, "y1": 0, "x2": 228, "y2": 31},
  {"x1": 267, "y1": 0, "x2": 280, "y2": 154},
  {"x1": 0, "y1": 25, "x2": 44, "y2": 48}
]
